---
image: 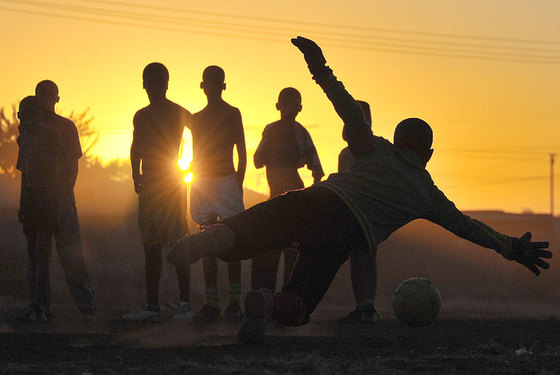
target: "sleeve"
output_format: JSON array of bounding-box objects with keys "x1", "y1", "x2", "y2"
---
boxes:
[
  {"x1": 253, "y1": 126, "x2": 269, "y2": 169},
  {"x1": 300, "y1": 126, "x2": 324, "y2": 180},
  {"x1": 312, "y1": 67, "x2": 376, "y2": 159},
  {"x1": 425, "y1": 187, "x2": 513, "y2": 256}
]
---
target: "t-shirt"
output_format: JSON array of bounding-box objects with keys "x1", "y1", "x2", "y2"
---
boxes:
[
  {"x1": 189, "y1": 101, "x2": 244, "y2": 178},
  {"x1": 254, "y1": 120, "x2": 324, "y2": 198},
  {"x1": 43, "y1": 111, "x2": 82, "y2": 191},
  {"x1": 132, "y1": 100, "x2": 190, "y2": 183}
]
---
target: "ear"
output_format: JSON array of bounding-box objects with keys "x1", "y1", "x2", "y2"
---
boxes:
[
  {"x1": 55, "y1": 96, "x2": 60, "y2": 104},
  {"x1": 276, "y1": 102, "x2": 280, "y2": 111},
  {"x1": 297, "y1": 104, "x2": 302, "y2": 113},
  {"x1": 223, "y1": 83, "x2": 226, "y2": 91},
  {"x1": 200, "y1": 82, "x2": 204, "y2": 89},
  {"x1": 425, "y1": 149, "x2": 434, "y2": 164}
]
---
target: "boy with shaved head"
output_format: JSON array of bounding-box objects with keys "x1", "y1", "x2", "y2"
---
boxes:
[
  {"x1": 123, "y1": 63, "x2": 191, "y2": 322},
  {"x1": 168, "y1": 37, "x2": 551, "y2": 344},
  {"x1": 188, "y1": 65, "x2": 247, "y2": 322}
]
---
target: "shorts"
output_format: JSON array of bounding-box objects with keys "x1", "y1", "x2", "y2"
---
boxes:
[
  {"x1": 190, "y1": 173, "x2": 245, "y2": 225},
  {"x1": 138, "y1": 180, "x2": 188, "y2": 247}
]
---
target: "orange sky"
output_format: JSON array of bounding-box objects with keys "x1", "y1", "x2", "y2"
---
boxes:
[{"x1": 1, "y1": 0, "x2": 559, "y2": 213}]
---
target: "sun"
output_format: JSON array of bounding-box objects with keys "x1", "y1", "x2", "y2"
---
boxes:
[{"x1": 178, "y1": 129, "x2": 193, "y2": 183}]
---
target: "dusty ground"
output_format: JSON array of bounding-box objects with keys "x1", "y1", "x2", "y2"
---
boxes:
[{"x1": 1, "y1": 306, "x2": 560, "y2": 375}]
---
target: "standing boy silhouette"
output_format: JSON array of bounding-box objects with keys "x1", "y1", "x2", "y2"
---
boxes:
[
  {"x1": 189, "y1": 65, "x2": 247, "y2": 322},
  {"x1": 123, "y1": 63, "x2": 191, "y2": 322},
  {"x1": 252, "y1": 87, "x2": 324, "y2": 293}
]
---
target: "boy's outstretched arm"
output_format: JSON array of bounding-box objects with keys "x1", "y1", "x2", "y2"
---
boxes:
[{"x1": 291, "y1": 36, "x2": 375, "y2": 158}]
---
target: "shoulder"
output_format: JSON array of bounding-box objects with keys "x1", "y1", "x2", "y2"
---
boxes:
[
  {"x1": 134, "y1": 106, "x2": 150, "y2": 122},
  {"x1": 167, "y1": 100, "x2": 191, "y2": 116}
]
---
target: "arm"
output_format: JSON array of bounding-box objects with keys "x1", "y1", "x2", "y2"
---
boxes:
[
  {"x1": 234, "y1": 109, "x2": 247, "y2": 188},
  {"x1": 301, "y1": 128, "x2": 324, "y2": 183},
  {"x1": 253, "y1": 130, "x2": 268, "y2": 169},
  {"x1": 292, "y1": 36, "x2": 375, "y2": 159},
  {"x1": 427, "y1": 187, "x2": 552, "y2": 276},
  {"x1": 130, "y1": 114, "x2": 143, "y2": 193}
]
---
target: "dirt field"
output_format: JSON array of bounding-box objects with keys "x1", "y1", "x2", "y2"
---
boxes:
[{"x1": 2, "y1": 308, "x2": 560, "y2": 374}]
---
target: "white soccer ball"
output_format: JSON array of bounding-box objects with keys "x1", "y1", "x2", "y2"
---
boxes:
[{"x1": 392, "y1": 277, "x2": 441, "y2": 327}]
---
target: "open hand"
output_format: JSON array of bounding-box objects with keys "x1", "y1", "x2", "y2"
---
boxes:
[{"x1": 507, "y1": 232, "x2": 552, "y2": 276}]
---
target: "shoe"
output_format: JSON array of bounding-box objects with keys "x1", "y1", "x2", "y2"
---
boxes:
[
  {"x1": 80, "y1": 312, "x2": 96, "y2": 323},
  {"x1": 17, "y1": 306, "x2": 53, "y2": 324},
  {"x1": 15, "y1": 310, "x2": 34, "y2": 324},
  {"x1": 360, "y1": 305, "x2": 380, "y2": 324},
  {"x1": 239, "y1": 289, "x2": 272, "y2": 344},
  {"x1": 193, "y1": 304, "x2": 221, "y2": 323},
  {"x1": 223, "y1": 303, "x2": 243, "y2": 322},
  {"x1": 122, "y1": 305, "x2": 162, "y2": 322},
  {"x1": 173, "y1": 301, "x2": 193, "y2": 321},
  {"x1": 338, "y1": 305, "x2": 379, "y2": 324}
]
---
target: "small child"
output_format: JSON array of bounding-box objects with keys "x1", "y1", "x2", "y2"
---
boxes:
[{"x1": 252, "y1": 87, "x2": 324, "y2": 293}]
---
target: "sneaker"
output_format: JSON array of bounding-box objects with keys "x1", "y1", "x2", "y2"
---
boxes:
[
  {"x1": 223, "y1": 303, "x2": 243, "y2": 322},
  {"x1": 122, "y1": 305, "x2": 162, "y2": 322},
  {"x1": 338, "y1": 305, "x2": 379, "y2": 324},
  {"x1": 193, "y1": 304, "x2": 221, "y2": 323},
  {"x1": 17, "y1": 306, "x2": 53, "y2": 324},
  {"x1": 15, "y1": 310, "x2": 34, "y2": 324},
  {"x1": 80, "y1": 312, "x2": 96, "y2": 323},
  {"x1": 173, "y1": 301, "x2": 193, "y2": 321},
  {"x1": 239, "y1": 289, "x2": 272, "y2": 344},
  {"x1": 361, "y1": 305, "x2": 380, "y2": 324}
]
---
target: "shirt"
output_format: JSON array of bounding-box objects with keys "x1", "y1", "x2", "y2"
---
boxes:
[
  {"x1": 254, "y1": 120, "x2": 324, "y2": 198},
  {"x1": 313, "y1": 66, "x2": 513, "y2": 256}
]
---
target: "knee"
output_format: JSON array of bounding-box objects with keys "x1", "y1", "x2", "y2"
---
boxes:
[{"x1": 272, "y1": 291, "x2": 306, "y2": 326}]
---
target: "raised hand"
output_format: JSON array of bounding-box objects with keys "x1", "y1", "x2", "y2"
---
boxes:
[
  {"x1": 507, "y1": 232, "x2": 552, "y2": 276},
  {"x1": 291, "y1": 36, "x2": 327, "y2": 71}
]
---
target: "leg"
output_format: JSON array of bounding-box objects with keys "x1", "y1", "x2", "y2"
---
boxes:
[
  {"x1": 251, "y1": 250, "x2": 282, "y2": 292},
  {"x1": 175, "y1": 265, "x2": 190, "y2": 303},
  {"x1": 144, "y1": 245, "x2": 163, "y2": 309},
  {"x1": 350, "y1": 250, "x2": 377, "y2": 306},
  {"x1": 53, "y1": 193, "x2": 96, "y2": 315},
  {"x1": 282, "y1": 248, "x2": 298, "y2": 287}
]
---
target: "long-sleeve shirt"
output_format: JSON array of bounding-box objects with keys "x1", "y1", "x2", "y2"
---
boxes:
[
  {"x1": 314, "y1": 67, "x2": 513, "y2": 256},
  {"x1": 254, "y1": 120, "x2": 324, "y2": 198}
]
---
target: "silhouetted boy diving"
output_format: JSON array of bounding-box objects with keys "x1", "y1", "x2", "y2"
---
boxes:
[{"x1": 168, "y1": 37, "x2": 552, "y2": 344}]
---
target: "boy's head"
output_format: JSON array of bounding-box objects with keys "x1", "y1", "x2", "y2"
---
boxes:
[
  {"x1": 276, "y1": 87, "x2": 302, "y2": 120},
  {"x1": 200, "y1": 65, "x2": 226, "y2": 100},
  {"x1": 393, "y1": 118, "x2": 434, "y2": 165},
  {"x1": 343, "y1": 100, "x2": 372, "y2": 141},
  {"x1": 35, "y1": 80, "x2": 59, "y2": 111},
  {"x1": 142, "y1": 62, "x2": 169, "y2": 101},
  {"x1": 18, "y1": 96, "x2": 42, "y2": 126}
]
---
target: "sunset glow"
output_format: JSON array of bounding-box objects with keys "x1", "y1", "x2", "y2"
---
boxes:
[{"x1": 1, "y1": 0, "x2": 559, "y2": 213}]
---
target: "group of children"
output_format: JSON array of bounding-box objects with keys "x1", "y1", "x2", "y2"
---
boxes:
[{"x1": 16, "y1": 37, "x2": 552, "y2": 344}]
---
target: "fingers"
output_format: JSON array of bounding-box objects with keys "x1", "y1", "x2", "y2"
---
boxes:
[
  {"x1": 521, "y1": 232, "x2": 532, "y2": 241},
  {"x1": 534, "y1": 258, "x2": 550, "y2": 270},
  {"x1": 531, "y1": 241, "x2": 550, "y2": 250},
  {"x1": 534, "y1": 249, "x2": 552, "y2": 259}
]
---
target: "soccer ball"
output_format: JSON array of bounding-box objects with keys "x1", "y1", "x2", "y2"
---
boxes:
[{"x1": 392, "y1": 278, "x2": 441, "y2": 327}]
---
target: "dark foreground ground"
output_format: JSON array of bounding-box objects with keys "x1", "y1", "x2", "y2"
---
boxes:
[{"x1": 1, "y1": 308, "x2": 559, "y2": 375}]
